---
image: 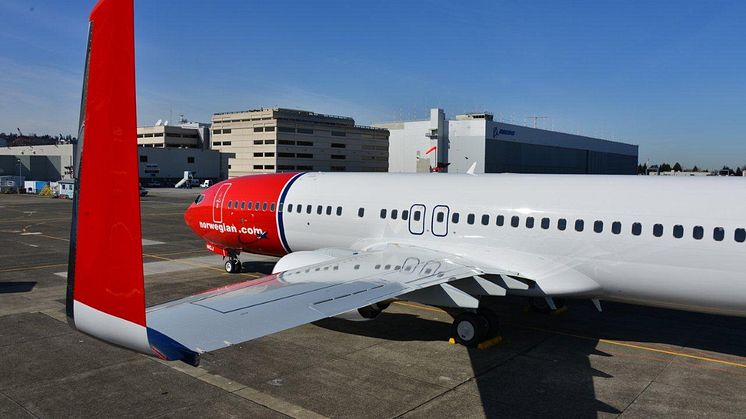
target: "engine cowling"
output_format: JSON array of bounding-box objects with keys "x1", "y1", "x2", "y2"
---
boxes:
[{"x1": 335, "y1": 302, "x2": 391, "y2": 322}]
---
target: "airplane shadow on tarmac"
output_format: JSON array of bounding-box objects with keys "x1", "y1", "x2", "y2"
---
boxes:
[
  {"x1": 0, "y1": 281, "x2": 36, "y2": 294},
  {"x1": 314, "y1": 295, "x2": 746, "y2": 418}
]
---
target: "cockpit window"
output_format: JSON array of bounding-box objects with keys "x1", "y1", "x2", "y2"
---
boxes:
[{"x1": 194, "y1": 194, "x2": 205, "y2": 204}]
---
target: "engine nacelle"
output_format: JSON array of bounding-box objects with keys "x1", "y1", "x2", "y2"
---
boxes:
[{"x1": 335, "y1": 302, "x2": 391, "y2": 322}]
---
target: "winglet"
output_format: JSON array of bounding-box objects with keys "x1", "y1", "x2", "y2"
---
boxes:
[
  {"x1": 466, "y1": 162, "x2": 477, "y2": 175},
  {"x1": 65, "y1": 0, "x2": 198, "y2": 366}
]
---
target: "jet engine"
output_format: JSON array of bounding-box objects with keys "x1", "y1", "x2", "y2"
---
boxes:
[{"x1": 335, "y1": 301, "x2": 391, "y2": 322}]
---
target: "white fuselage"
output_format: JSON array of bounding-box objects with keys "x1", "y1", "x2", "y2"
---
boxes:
[{"x1": 276, "y1": 172, "x2": 746, "y2": 317}]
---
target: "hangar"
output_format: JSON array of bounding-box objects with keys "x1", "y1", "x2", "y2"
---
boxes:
[{"x1": 377, "y1": 108, "x2": 639, "y2": 174}]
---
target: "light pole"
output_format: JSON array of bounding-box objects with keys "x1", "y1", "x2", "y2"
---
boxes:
[{"x1": 16, "y1": 158, "x2": 21, "y2": 194}]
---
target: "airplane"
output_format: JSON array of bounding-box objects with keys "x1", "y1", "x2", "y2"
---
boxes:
[{"x1": 67, "y1": 0, "x2": 746, "y2": 367}]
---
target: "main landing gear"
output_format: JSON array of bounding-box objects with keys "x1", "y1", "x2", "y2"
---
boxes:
[
  {"x1": 224, "y1": 257, "x2": 242, "y2": 274},
  {"x1": 451, "y1": 307, "x2": 500, "y2": 347}
]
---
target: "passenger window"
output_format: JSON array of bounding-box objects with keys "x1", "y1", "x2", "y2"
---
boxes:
[
  {"x1": 240, "y1": 201, "x2": 246, "y2": 209},
  {"x1": 391, "y1": 209, "x2": 398, "y2": 219},
  {"x1": 270, "y1": 203, "x2": 276, "y2": 212},
  {"x1": 402, "y1": 210, "x2": 409, "y2": 220},
  {"x1": 632, "y1": 223, "x2": 642, "y2": 236},
  {"x1": 735, "y1": 228, "x2": 746, "y2": 243},
  {"x1": 358, "y1": 208, "x2": 364, "y2": 217},
  {"x1": 413, "y1": 211, "x2": 421, "y2": 221},
  {"x1": 673, "y1": 225, "x2": 683, "y2": 238},
  {"x1": 693, "y1": 226, "x2": 703, "y2": 239},
  {"x1": 541, "y1": 218, "x2": 550, "y2": 229},
  {"x1": 254, "y1": 201, "x2": 260, "y2": 210},
  {"x1": 612, "y1": 221, "x2": 621, "y2": 234},
  {"x1": 261, "y1": 202, "x2": 267, "y2": 211},
  {"x1": 496, "y1": 215, "x2": 504, "y2": 226},
  {"x1": 277, "y1": 203, "x2": 283, "y2": 212},
  {"x1": 316, "y1": 205, "x2": 323, "y2": 215},
  {"x1": 336, "y1": 206, "x2": 342, "y2": 216},
  {"x1": 467, "y1": 214, "x2": 475, "y2": 224},
  {"x1": 511, "y1": 216, "x2": 519, "y2": 227},
  {"x1": 451, "y1": 213, "x2": 460, "y2": 224},
  {"x1": 714, "y1": 227, "x2": 725, "y2": 241},
  {"x1": 287, "y1": 204, "x2": 293, "y2": 213},
  {"x1": 437, "y1": 212, "x2": 444, "y2": 222},
  {"x1": 481, "y1": 214, "x2": 489, "y2": 225},
  {"x1": 575, "y1": 219, "x2": 584, "y2": 232},
  {"x1": 526, "y1": 217, "x2": 534, "y2": 228},
  {"x1": 380, "y1": 209, "x2": 387, "y2": 219},
  {"x1": 306, "y1": 205, "x2": 312, "y2": 214},
  {"x1": 653, "y1": 224, "x2": 663, "y2": 237},
  {"x1": 326, "y1": 206, "x2": 332, "y2": 215},
  {"x1": 558, "y1": 218, "x2": 567, "y2": 231},
  {"x1": 594, "y1": 220, "x2": 603, "y2": 233},
  {"x1": 227, "y1": 201, "x2": 232, "y2": 209}
]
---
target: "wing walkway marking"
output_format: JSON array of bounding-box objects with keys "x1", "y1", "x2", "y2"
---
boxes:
[
  {"x1": 39, "y1": 309, "x2": 326, "y2": 419},
  {"x1": 392, "y1": 301, "x2": 746, "y2": 370}
]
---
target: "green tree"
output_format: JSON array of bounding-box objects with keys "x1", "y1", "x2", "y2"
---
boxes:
[
  {"x1": 660, "y1": 163, "x2": 672, "y2": 172},
  {"x1": 692, "y1": 165, "x2": 699, "y2": 172},
  {"x1": 672, "y1": 162, "x2": 682, "y2": 172}
]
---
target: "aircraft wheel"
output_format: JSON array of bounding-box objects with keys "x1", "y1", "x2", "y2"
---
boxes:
[
  {"x1": 529, "y1": 297, "x2": 566, "y2": 314},
  {"x1": 225, "y1": 259, "x2": 237, "y2": 274},
  {"x1": 234, "y1": 260, "x2": 242, "y2": 273},
  {"x1": 478, "y1": 306, "x2": 500, "y2": 337},
  {"x1": 452, "y1": 312, "x2": 489, "y2": 347}
]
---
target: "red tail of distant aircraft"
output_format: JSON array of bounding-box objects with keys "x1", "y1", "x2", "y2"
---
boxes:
[{"x1": 68, "y1": 0, "x2": 746, "y2": 366}]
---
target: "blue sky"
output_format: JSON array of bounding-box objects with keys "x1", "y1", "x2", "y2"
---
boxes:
[{"x1": 1, "y1": 0, "x2": 746, "y2": 168}]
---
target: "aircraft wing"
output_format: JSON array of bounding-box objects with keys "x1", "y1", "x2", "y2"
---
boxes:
[{"x1": 146, "y1": 244, "x2": 502, "y2": 354}]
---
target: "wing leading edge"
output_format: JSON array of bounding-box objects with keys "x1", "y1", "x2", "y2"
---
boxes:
[{"x1": 147, "y1": 245, "x2": 504, "y2": 353}]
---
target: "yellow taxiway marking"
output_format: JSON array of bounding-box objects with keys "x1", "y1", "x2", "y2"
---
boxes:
[{"x1": 392, "y1": 301, "x2": 746, "y2": 370}]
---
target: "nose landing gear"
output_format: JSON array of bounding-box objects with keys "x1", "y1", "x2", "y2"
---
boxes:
[{"x1": 224, "y1": 258, "x2": 242, "y2": 273}]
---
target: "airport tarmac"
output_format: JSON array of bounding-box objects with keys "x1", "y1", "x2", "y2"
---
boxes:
[{"x1": 2, "y1": 189, "x2": 746, "y2": 418}]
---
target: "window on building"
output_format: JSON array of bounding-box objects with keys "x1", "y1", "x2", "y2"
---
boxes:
[
  {"x1": 331, "y1": 143, "x2": 346, "y2": 148},
  {"x1": 358, "y1": 207, "x2": 365, "y2": 217},
  {"x1": 496, "y1": 215, "x2": 504, "y2": 226},
  {"x1": 735, "y1": 228, "x2": 746, "y2": 243},
  {"x1": 380, "y1": 209, "x2": 387, "y2": 219},
  {"x1": 481, "y1": 214, "x2": 489, "y2": 225},
  {"x1": 296, "y1": 153, "x2": 313, "y2": 158},
  {"x1": 714, "y1": 227, "x2": 725, "y2": 241},
  {"x1": 612, "y1": 221, "x2": 621, "y2": 234},
  {"x1": 223, "y1": 129, "x2": 231, "y2": 134},
  {"x1": 575, "y1": 219, "x2": 584, "y2": 232},
  {"x1": 330, "y1": 166, "x2": 346, "y2": 172},
  {"x1": 297, "y1": 165, "x2": 312, "y2": 170},
  {"x1": 632, "y1": 222, "x2": 642, "y2": 236},
  {"x1": 254, "y1": 152, "x2": 263, "y2": 157},
  {"x1": 278, "y1": 127, "x2": 295, "y2": 133},
  {"x1": 265, "y1": 140, "x2": 275, "y2": 144},
  {"x1": 391, "y1": 209, "x2": 398, "y2": 219},
  {"x1": 594, "y1": 220, "x2": 603, "y2": 233},
  {"x1": 558, "y1": 218, "x2": 567, "y2": 231},
  {"x1": 653, "y1": 224, "x2": 663, "y2": 237},
  {"x1": 265, "y1": 152, "x2": 275, "y2": 157},
  {"x1": 331, "y1": 155, "x2": 346, "y2": 159},
  {"x1": 336, "y1": 206, "x2": 342, "y2": 216},
  {"x1": 253, "y1": 140, "x2": 264, "y2": 145},
  {"x1": 213, "y1": 142, "x2": 222, "y2": 146},
  {"x1": 297, "y1": 141, "x2": 314, "y2": 146},
  {"x1": 139, "y1": 155, "x2": 147, "y2": 162},
  {"x1": 254, "y1": 127, "x2": 264, "y2": 132},
  {"x1": 253, "y1": 165, "x2": 263, "y2": 170},
  {"x1": 452, "y1": 213, "x2": 460, "y2": 224},
  {"x1": 223, "y1": 141, "x2": 232, "y2": 146},
  {"x1": 265, "y1": 126, "x2": 275, "y2": 132},
  {"x1": 673, "y1": 225, "x2": 684, "y2": 238},
  {"x1": 331, "y1": 131, "x2": 346, "y2": 137},
  {"x1": 467, "y1": 214, "x2": 475, "y2": 224},
  {"x1": 278, "y1": 140, "x2": 295, "y2": 145},
  {"x1": 511, "y1": 216, "x2": 519, "y2": 227},
  {"x1": 526, "y1": 217, "x2": 535, "y2": 228},
  {"x1": 213, "y1": 129, "x2": 222, "y2": 135},
  {"x1": 186, "y1": 157, "x2": 195, "y2": 164},
  {"x1": 278, "y1": 152, "x2": 295, "y2": 158},
  {"x1": 297, "y1": 128, "x2": 313, "y2": 134},
  {"x1": 265, "y1": 165, "x2": 275, "y2": 170}
]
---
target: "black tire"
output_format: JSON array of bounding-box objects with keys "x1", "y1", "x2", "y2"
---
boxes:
[
  {"x1": 477, "y1": 306, "x2": 500, "y2": 337},
  {"x1": 234, "y1": 260, "x2": 242, "y2": 273},
  {"x1": 529, "y1": 297, "x2": 566, "y2": 314},
  {"x1": 452, "y1": 312, "x2": 489, "y2": 347},
  {"x1": 225, "y1": 259, "x2": 235, "y2": 273}
]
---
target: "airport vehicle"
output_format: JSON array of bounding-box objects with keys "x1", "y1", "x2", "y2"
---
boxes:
[
  {"x1": 66, "y1": 0, "x2": 746, "y2": 367},
  {"x1": 200, "y1": 180, "x2": 211, "y2": 188}
]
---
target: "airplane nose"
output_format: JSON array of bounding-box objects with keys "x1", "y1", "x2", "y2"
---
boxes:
[{"x1": 184, "y1": 193, "x2": 205, "y2": 233}]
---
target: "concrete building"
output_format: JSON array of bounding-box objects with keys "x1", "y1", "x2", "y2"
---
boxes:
[
  {"x1": 377, "y1": 109, "x2": 638, "y2": 175},
  {"x1": 211, "y1": 108, "x2": 389, "y2": 178},
  {"x1": 137, "y1": 117, "x2": 211, "y2": 149},
  {"x1": 0, "y1": 143, "x2": 231, "y2": 186}
]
